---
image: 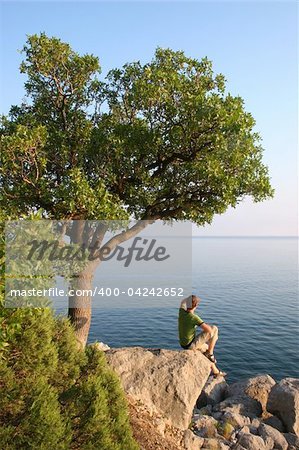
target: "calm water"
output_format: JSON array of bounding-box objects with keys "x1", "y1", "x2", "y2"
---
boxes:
[{"x1": 87, "y1": 237, "x2": 298, "y2": 383}]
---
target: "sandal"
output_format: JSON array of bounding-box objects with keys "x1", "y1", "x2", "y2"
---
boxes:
[{"x1": 204, "y1": 351, "x2": 217, "y2": 364}]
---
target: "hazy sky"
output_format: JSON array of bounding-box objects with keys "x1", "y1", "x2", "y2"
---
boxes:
[{"x1": 0, "y1": 1, "x2": 297, "y2": 236}]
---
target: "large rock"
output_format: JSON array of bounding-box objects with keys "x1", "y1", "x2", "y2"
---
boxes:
[
  {"x1": 258, "y1": 423, "x2": 288, "y2": 450},
  {"x1": 183, "y1": 429, "x2": 204, "y2": 449},
  {"x1": 227, "y1": 374, "x2": 275, "y2": 413},
  {"x1": 267, "y1": 378, "x2": 299, "y2": 436},
  {"x1": 93, "y1": 341, "x2": 110, "y2": 351},
  {"x1": 214, "y1": 395, "x2": 262, "y2": 418},
  {"x1": 222, "y1": 411, "x2": 251, "y2": 429},
  {"x1": 262, "y1": 414, "x2": 285, "y2": 432},
  {"x1": 215, "y1": 374, "x2": 275, "y2": 419},
  {"x1": 237, "y1": 431, "x2": 269, "y2": 450},
  {"x1": 283, "y1": 432, "x2": 299, "y2": 450},
  {"x1": 197, "y1": 376, "x2": 228, "y2": 408},
  {"x1": 194, "y1": 415, "x2": 218, "y2": 438},
  {"x1": 105, "y1": 347, "x2": 211, "y2": 429}
]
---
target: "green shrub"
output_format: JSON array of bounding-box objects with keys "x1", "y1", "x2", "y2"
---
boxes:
[
  {"x1": 0, "y1": 214, "x2": 137, "y2": 449},
  {"x1": 0, "y1": 308, "x2": 138, "y2": 450}
]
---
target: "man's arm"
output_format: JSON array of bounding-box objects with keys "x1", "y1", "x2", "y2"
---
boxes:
[{"x1": 200, "y1": 323, "x2": 212, "y2": 334}]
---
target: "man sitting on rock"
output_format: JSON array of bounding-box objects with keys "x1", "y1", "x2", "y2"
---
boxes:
[{"x1": 178, "y1": 295, "x2": 226, "y2": 377}]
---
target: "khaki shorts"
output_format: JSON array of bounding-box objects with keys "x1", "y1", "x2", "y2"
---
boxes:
[{"x1": 188, "y1": 325, "x2": 218, "y2": 351}]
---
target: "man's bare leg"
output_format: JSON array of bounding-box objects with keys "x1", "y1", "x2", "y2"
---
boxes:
[
  {"x1": 207, "y1": 325, "x2": 218, "y2": 355},
  {"x1": 210, "y1": 362, "x2": 218, "y2": 374},
  {"x1": 210, "y1": 362, "x2": 226, "y2": 376}
]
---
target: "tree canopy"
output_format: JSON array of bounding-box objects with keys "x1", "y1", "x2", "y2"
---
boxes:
[{"x1": 0, "y1": 33, "x2": 274, "y2": 224}]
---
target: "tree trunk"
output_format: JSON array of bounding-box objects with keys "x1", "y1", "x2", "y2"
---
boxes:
[
  {"x1": 68, "y1": 273, "x2": 93, "y2": 349},
  {"x1": 67, "y1": 219, "x2": 152, "y2": 348}
]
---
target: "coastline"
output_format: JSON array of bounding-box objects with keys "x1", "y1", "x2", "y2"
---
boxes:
[{"x1": 97, "y1": 343, "x2": 299, "y2": 450}]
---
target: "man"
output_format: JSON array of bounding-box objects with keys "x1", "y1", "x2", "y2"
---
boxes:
[{"x1": 178, "y1": 295, "x2": 226, "y2": 377}]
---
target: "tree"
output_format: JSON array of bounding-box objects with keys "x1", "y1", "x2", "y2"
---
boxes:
[{"x1": 0, "y1": 34, "x2": 274, "y2": 347}]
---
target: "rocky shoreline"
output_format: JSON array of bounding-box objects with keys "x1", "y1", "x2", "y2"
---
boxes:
[{"x1": 94, "y1": 344, "x2": 299, "y2": 450}]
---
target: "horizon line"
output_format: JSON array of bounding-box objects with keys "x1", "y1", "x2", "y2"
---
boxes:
[{"x1": 192, "y1": 235, "x2": 298, "y2": 238}]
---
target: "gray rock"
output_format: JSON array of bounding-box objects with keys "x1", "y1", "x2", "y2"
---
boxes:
[
  {"x1": 258, "y1": 423, "x2": 288, "y2": 450},
  {"x1": 183, "y1": 429, "x2": 204, "y2": 449},
  {"x1": 212, "y1": 412, "x2": 224, "y2": 420},
  {"x1": 231, "y1": 445, "x2": 247, "y2": 450},
  {"x1": 214, "y1": 375, "x2": 276, "y2": 420},
  {"x1": 203, "y1": 437, "x2": 227, "y2": 449},
  {"x1": 152, "y1": 417, "x2": 166, "y2": 436},
  {"x1": 195, "y1": 405, "x2": 213, "y2": 416},
  {"x1": 105, "y1": 347, "x2": 211, "y2": 430},
  {"x1": 92, "y1": 341, "x2": 110, "y2": 351},
  {"x1": 219, "y1": 444, "x2": 230, "y2": 450},
  {"x1": 222, "y1": 411, "x2": 251, "y2": 429},
  {"x1": 262, "y1": 414, "x2": 285, "y2": 433},
  {"x1": 197, "y1": 376, "x2": 228, "y2": 408},
  {"x1": 267, "y1": 378, "x2": 299, "y2": 436},
  {"x1": 215, "y1": 395, "x2": 262, "y2": 418},
  {"x1": 194, "y1": 415, "x2": 218, "y2": 438},
  {"x1": 251, "y1": 418, "x2": 261, "y2": 428},
  {"x1": 283, "y1": 432, "x2": 299, "y2": 449},
  {"x1": 237, "y1": 432, "x2": 270, "y2": 450},
  {"x1": 227, "y1": 374, "x2": 275, "y2": 413},
  {"x1": 248, "y1": 425, "x2": 259, "y2": 435},
  {"x1": 238, "y1": 426, "x2": 250, "y2": 435}
]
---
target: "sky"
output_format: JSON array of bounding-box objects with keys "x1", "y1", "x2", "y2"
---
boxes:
[{"x1": 0, "y1": 1, "x2": 297, "y2": 236}]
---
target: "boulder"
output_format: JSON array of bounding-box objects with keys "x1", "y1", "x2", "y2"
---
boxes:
[
  {"x1": 92, "y1": 341, "x2": 110, "y2": 351},
  {"x1": 248, "y1": 425, "x2": 259, "y2": 435},
  {"x1": 197, "y1": 376, "x2": 228, "y2": 408},
  {"x1": 212, "y1": 411, "x2": 223, "y2": 420},
  {"x1": 258, "y1": 423, "x2": 288, "y2": 450},
  {"x1": 267, "y1": 378, "x2": 299, "y2": 436},
  {"x1": 227, "y1": 374, "x2": 275, "y2": 413},
  {"x1": 218, "y1": 444, "x2": 230, "y2": 450},
  {"x1": 262, "y1": 414, "x2": 285, "y2": 433},
  {"x1": 214, "y1": 396, "x2": 262, "y2": 418},
  {"x1": 237, "y1": 432, "x2": 270, "y2": 450},
  {"x1": 283, "y1": 432, "x2": 299, "y2": 449},
  {"x1": 251, "y1": 418, "x2": 261, "y2": 429},
  {"x1": 203, "y1": 437, "x2": 229, "y2": 449},
  {"x1": 105, "y1": 347, "x2": 211, "y2": 430},
  {"x1": 183, "y1": 429, "x2": 204, "y2": 449},
  {"x1": 152, "y1": 417, "x2": 166, "y2": 436},
  {"x1": 238, "y1": 426, "x2": 250, "y2": 435},
  {"x1": 222, "y1": 411, "x2": 251, "y2": 429},
  {"x1": 195, "y1": 404, "x2": 213, "y2": 417},
  {"x1": 194, "y1": 415, "x2": 218, "y2": 438},
  {"x1": 215, "y1": 374, "x2": 276, "y2": 419}
]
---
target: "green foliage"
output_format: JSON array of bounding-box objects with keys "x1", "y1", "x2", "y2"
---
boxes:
[
  {"x1": 0, "y1": 214, "x2": 137, "y2": 449},
  {"x1": 0, "y1": 33, "x2": 273, "y2": 225},
  {"x1": 93, "y1": 48, "x2": 274, "y2": 223},
  {"x1": 0, "y1": 309, "x2": 138, "y2": 449},
  {"x1": 217, "y1": 420, "x2": 235, "y2": 439}
]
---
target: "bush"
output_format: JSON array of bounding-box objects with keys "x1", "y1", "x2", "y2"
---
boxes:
[{"x1": 0, "y1": 308, "x2": 138, "y2": 450}]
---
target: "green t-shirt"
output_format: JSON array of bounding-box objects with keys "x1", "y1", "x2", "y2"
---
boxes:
[{"x1": 178, "y1": 308, "x2": 204, "y2": 347}]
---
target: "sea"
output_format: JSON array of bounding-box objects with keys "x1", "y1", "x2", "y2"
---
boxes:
[{"x1": 87, "y1": 237, "x2": 298, "y2": 383}]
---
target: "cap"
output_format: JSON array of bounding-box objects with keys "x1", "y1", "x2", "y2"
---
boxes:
[{"x1": 185, "y1": 296, "x2": 193, "y2": 309}]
